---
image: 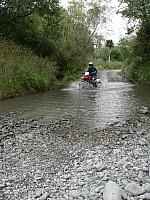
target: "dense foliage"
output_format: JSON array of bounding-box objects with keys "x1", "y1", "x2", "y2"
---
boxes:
[
  {"x1": 0, "y1": 40, "x2": 56, "y2": 99},
  {"x1": 94, "y1": 39, "x2": 128, "y2": 70},
  {"x1": 0, "y1": 0, "x2": 61, "y2": 56},
  {"x1": 0, "y1": 0, "x2": 107, "y2": 74},
  {"x1": 118, "y1": 0, "x2": 150, "y2": 83},
  {"x1": 0, "y1": 0, "x2": 107, "y2": 98}
]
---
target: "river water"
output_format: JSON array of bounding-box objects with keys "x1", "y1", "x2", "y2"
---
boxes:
[{"x1": 0, "y1": 70, "x2": 150, "y2": 130}]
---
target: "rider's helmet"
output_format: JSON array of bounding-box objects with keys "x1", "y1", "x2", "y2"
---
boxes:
[{"x1": 89, "y1": 62, "x2": 93, "y2": 67}]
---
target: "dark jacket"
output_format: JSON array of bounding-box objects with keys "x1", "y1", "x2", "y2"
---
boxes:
[{"x1": 87, "y1": 66, "x2": 97, "y2": 77}]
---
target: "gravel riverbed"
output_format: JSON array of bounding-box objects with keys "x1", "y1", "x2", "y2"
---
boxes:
[{"x1": 0, "y1": 113, "x2": 150, "y2": 200}]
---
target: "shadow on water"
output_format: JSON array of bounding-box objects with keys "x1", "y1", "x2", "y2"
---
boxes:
[{"x1": 0, "y1": 70, "x2": 150, "y2": 130}]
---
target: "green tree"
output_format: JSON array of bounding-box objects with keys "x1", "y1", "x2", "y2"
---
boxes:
[
  {"x1": 54, "y1": 0, "x2": 107, "y2": 78},
  {"x1": 106, "y1": 40, "x2": 114, "y2": 62},
  {"x1": 118, "y1": 0, "x2": 150, "y2": 60},
  {"x1": 0, "y1": 0, "x2": 61, "y2": 57},
  {"x1": 0, "y1": 0, "x2": 60, "y2": 34},
  {"x1": 68, "y1": 0, "x2": 107, "y2": 49},
  {"x1": 118, "y1": 0, "x2": 150, "y2": 82},
  {"x1": 0, "y1": 0, "x2": 109, "y2": 82},
  {"x1": 117, "y1": 36, "x2": 133, "y2": 60},
  {"x1": 118, "y1": 0, "x2": 150, "y2": 22}
]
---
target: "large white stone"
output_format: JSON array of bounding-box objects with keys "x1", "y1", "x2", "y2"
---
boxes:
[
  {"x1": 103, "y1": 181, "x2": 122, "y2": 200},
  {"x1": 140, "y1": 193, "x2": 150, "y2": 200},
  {"x1": 144, "y1": 193, "x2": 150, "y2": 200},
  {"x1": 125, "y1": 182, "x2": 145, "y2": 196}
]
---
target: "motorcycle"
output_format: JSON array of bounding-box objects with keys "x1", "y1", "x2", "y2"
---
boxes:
[{"x1": 80, "y1": 71, "x2": 101, "y2": 88}]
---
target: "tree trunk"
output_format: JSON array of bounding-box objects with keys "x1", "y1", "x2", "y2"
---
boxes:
[{"x1": 108, "y1": 48, "x2": 111, "y2": 62}]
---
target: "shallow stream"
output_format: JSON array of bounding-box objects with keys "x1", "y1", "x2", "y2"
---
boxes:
[{"x1": 1, "y1": 70, "x2": 150, "y2": 130}]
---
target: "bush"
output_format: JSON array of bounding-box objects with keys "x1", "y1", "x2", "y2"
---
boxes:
[
  {"x1": 129, "y1": 60, "x2": 150, "y2": 84},
  {"x1": 63, "y1": 57, "x2": 88, "y2": 82},
  {"x1": 95, "y1": 59, "x2": 125, "y2": 70},
  {"x1": 0, "y1": 39, "x2": 56, "y2": 99}
]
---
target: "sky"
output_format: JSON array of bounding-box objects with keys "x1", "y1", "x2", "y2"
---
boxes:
[{"x1": 59, "y1": 0, "x2": 128, "y2": 44}]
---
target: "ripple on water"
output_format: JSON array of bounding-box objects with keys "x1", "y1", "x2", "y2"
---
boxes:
[{"x1": 0, "y1": 70, "x2": 150, "y2": 130}]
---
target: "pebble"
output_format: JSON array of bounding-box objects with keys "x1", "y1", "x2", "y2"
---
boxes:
[
  {"x1": 69, "y1": 190, "x2": 81, "y2": 198},
  {"x1": 34, "y1": 189, "x2": 42, "y2": 198},
  {"x1": 39, "y1": 192, "x2": 49, "y2": 200},
  {"x1": 0, "y1": 114, "x2": 150, "y2": 200},
  {"x1": 143, "y1": 184, "x2": 150, "y2": 193}
]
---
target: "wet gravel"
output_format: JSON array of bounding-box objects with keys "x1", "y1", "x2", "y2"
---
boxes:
[{"x1": 0, "y1": 112, "x2": 150, "y2": 200}]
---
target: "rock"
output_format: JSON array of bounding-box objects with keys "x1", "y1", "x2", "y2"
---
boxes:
[
  {"x1": 0, "y1": 183, "x2": 6, "y2": 189},
  {"x1": 121, "y1": 134, "x2": 128, "y2": 139},
  {"x1": 77, "y1": 167, "x2": 84, "y2": 172},
  {"x1": 139, "y1": 106, "x2": 149, "y2": 114},
  {"x1": 144, "y1": 193, "x2": 150, "y2": 199},
  {"x1": 103, "y1": 181, "x2": 122, "y2": 200},
  {"x1": 63, "y1": 174, "x2": 71, "y2": 179},
  {"x1": 39, "y1": 192, "x2": 49, "y2": 200},
  {"x1": 94, "y1": 164, "x2": 107, "y2": 172},
  {"x1": 69, "y1": 190, "x2": 81, "y2": 198},
  {"x1": 81, "y1": 189, "x2": 89, "y2": 199},
  {"x1": 117, "y1": 157, "x2": 128, "y2": 166},
  {"x1": 139, "y1": 138, "x2": 147, "y2": 145},
  {"x1": 140, "y1": 193, "x2": 150, "y2": 200},
  {"x1": 122, "y1": 190, "x2": 128, "y2": 200},
  {"x1": 138, "y1": 171, "x2": 144, "y2": 180},
  {"x1": 143, "y1": 184, "x2": 150, "y2": 193},
  {"x1": 78, "y1": 197, "x2": 84, "y2": 200},
  {"x1": 137, "y1": 129, "x2": 147, "y2": 135},
  {"x1": 140, "y1": 194, "x2": 146, "y2": 199},
  {"x1": 125, "y1": 182, "x2": 145, "y2": 196},
  {"x1": 1, "y1": 115, "x2": 150, "y2": 200},
  {"x1": 142, "y1": 166, "x2": 149, "y2": 173},
  {"x1": 102, "y1": 175, "x2": 109, "y2": 181},
  {"x1": 34, "y1": 189, "x2": 42, "y2": 198},
  {"x1": 95, "y1": 186, "x2": 103, "y2": 193}
]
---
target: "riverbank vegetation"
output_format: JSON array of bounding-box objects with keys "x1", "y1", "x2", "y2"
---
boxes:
[
  {"x1": 0, "y1": 0, "x2": 108, "y2": 98},
  {"x1": 95, "y1": 0, "x2": 150, "y2": 84},
  {"x1": 0, "y1": 40, "x2": 57, "y2": 99},
  {"x1": 0, "y1": 0, "x2": 149, "y2": 99},
  {"x1": 117, "y1": 0, "x2": 150, "y2": 84},
  {"x1": 94, "y1": 43, "x2": 128, "y2": 70}
]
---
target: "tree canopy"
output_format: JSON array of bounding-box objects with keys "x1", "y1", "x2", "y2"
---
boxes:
[
  {"x1": 0, "y1": 0, "x2": 108, "y2": 79},
  {"x1": 118, "y1": 0, "x2": 150, "y2": 22},
  {"x1": 118, "y1": 0, "x2": 150, "y2": 82}
]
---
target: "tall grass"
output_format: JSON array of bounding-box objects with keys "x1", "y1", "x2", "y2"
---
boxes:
[
  {"x1": 0, "y1": 40, "x2": 56, "y2": 99},
  {"x1": 127, "y1": 60, "x2": 150, "y2": 84},
  {"x1": 95, "y1": 59, "x2": 125, "y2": 70}
]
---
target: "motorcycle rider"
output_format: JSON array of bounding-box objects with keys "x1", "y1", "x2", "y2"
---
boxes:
[{"x1": 87, "y1": 62, "x2": 97, "y2": 79}]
